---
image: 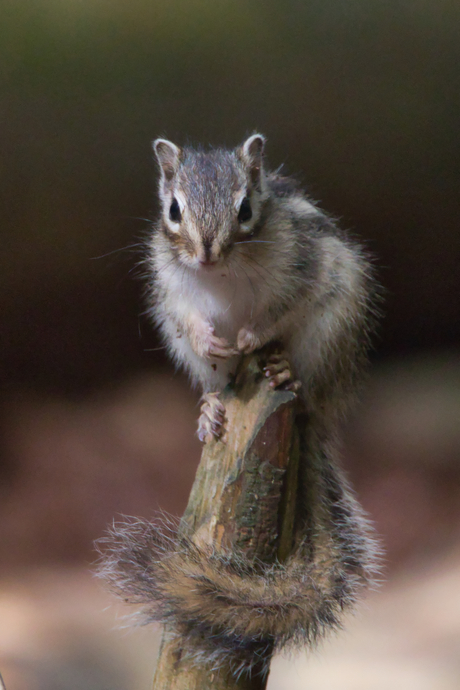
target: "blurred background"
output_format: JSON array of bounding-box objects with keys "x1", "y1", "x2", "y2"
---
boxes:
[{"x1": 1, "y1": 1, "x2": 459, "y2": 688}]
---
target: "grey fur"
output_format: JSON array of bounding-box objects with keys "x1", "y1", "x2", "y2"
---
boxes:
[{"x1": 97, "y1": 134, "x2": 382, "y2": 675}]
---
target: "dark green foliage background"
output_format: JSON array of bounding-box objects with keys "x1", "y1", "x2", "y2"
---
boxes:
[{"x1": 1, "y1": 0, "x2": 459, "y2": 392}]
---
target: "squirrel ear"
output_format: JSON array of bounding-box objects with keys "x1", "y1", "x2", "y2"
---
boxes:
[
  {"x1": 153, "y1": 138, "x2": 181, "y2": 182},
  {"x1": 239, "y1": 134, "x2": 266, "y2": 187}
]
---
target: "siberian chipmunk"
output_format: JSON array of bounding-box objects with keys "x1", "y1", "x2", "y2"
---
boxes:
[
  {"x1": 148, "y1": 133, "x2": 376, "y2": 443},
  {"x1": 99, "y1": 135, "x2": 379, "y2": 674}
]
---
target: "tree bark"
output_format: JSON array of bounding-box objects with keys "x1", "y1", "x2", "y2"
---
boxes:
[{"x1": 151, "y1": 352, "x2": 301, "y2": 689}]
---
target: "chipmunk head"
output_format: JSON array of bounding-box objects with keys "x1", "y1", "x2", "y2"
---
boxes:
[{"x1": 153, "y1": 134, "x2": 268, "y2": 270}]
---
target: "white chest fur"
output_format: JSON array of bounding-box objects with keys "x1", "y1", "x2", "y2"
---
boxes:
[{"x1": 161, "y1": 260, "x2": 260, "y2": 342}]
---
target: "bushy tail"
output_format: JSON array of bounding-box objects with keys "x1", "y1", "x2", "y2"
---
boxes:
[{"x1": 97, "y1": 423, "x2": 379, "y2": 675}]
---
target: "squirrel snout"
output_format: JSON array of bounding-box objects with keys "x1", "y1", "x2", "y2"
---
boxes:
[
  {"x1": 197, "y1": 241, "x2": 220, "y2": 266},
  {"x1": 199, "y1": 257, "x2": 218, "y2": 266}
]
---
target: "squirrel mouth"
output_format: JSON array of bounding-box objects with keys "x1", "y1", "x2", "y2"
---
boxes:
[{"x1": 198, "y1": 259, "x2": 219, "y2": 270}]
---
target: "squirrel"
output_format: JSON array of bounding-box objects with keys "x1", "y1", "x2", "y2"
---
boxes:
[
  {"x1": 147, "y1": 133, "x2": 377, "y2": 441},
  {"x1": 99, "y1": 134, "x2": 380, "y2": 675}
]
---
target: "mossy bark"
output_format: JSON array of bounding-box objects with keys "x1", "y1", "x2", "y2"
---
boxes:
[{"x1": 151, "y1": 352, "x2": 301, "y2": 689}]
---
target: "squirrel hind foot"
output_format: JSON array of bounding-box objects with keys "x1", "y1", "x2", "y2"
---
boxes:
[{"x1": 263, "y1": 354, "x2": 301, "y2": 391}]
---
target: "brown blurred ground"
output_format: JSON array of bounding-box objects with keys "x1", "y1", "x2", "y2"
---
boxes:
[
  {"x1": 2, "y1": 550, "x2": 460, "y2": 690},
  {"x1": 1, "y1": 1, "x2": 459, "y2": 688},
  {"x1": 1, "y1": 357, "x2": 460, "y2": 689},
  {"x1": 0, "y1": 373, "x2": 201, "y2": 569}
]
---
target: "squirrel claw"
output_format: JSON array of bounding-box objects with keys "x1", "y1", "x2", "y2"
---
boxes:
[
  {"x1": 191, "y1": 320, "x2": 237, "y2": 360},
  {"x1": 205, "y1": 333, "x2": 238, "y2": 360},
  {"x1": 197, "y1": 392, "x2": 226, "y2": 443},
  {"x1": 208, "y1": 343, "x2": 239, "y2": 359},
  {"x1": 263, "y1": 355, "x2": 301, "y2": 392}
]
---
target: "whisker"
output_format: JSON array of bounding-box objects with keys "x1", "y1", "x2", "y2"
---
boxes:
[
  {"x1": 230, "y1": 261, "x2": 239, "y2": 303},
  {"x1": 222, "y1": 259, "x2": 240, "y2": 314},
  {"x1": 222, "y1": 292, "x2": 234, "y2": 315},
  {"x1": 90, "y1": 243, "x2": 144, "y2": 260},
  {"x1": 154, "y1": 256, "x2": 178, "y2": 277},
  {"x1": 166, "y1": 260, "x2": 184, "y2": 291},
  {"x1": 242, "y1": 254, "x2": 284, "y2": 287},
  {"x1": 229, "y1": 258, "x2": 239, "y2": 279},
  {"x1": 179, "y1": 262, "x2": 189, "y2": 299},
  {"x1": 232, "y1": 258, "x2": 257, "y2": 319},
  {"x1": 239, "y1": 255, "x2": 272, "y2": 286},
  {"x1": 234, "y1": 240, "x2": 276, "y2": 245}
]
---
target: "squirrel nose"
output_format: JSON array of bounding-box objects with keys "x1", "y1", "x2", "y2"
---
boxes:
[{"x1": 199, "y1": 240, "x2": 218, "y2": 265}]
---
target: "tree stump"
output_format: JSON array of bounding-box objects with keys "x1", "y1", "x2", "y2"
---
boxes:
[
  {"x1": 98, "y1": 351, "x2": 377, "y2": 690},
  {"x1": 151, "y1": 352, "x2": 300, "y2": 689}
]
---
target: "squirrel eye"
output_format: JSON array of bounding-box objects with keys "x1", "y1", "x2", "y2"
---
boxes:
[
  {"x1": 238, "y1": 197, "x2": 252, "y2": 224},
  {"x1": 169, "y1": 197, "x2": 182, "y2": 223}
]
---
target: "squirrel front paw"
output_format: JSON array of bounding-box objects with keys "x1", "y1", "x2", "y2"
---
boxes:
[
  {"x1": 236, "y1": 327, "x2": 264, "y2": 354},
  {"x1": 205, "y1": 333, "x2": 239, "y2": 359},
  {"x1": 197, "y1": 392, "x2": 226, "y2": 443},
  {"x1": 191, "y1": 320, "x2": 238, "y2": 359}
]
